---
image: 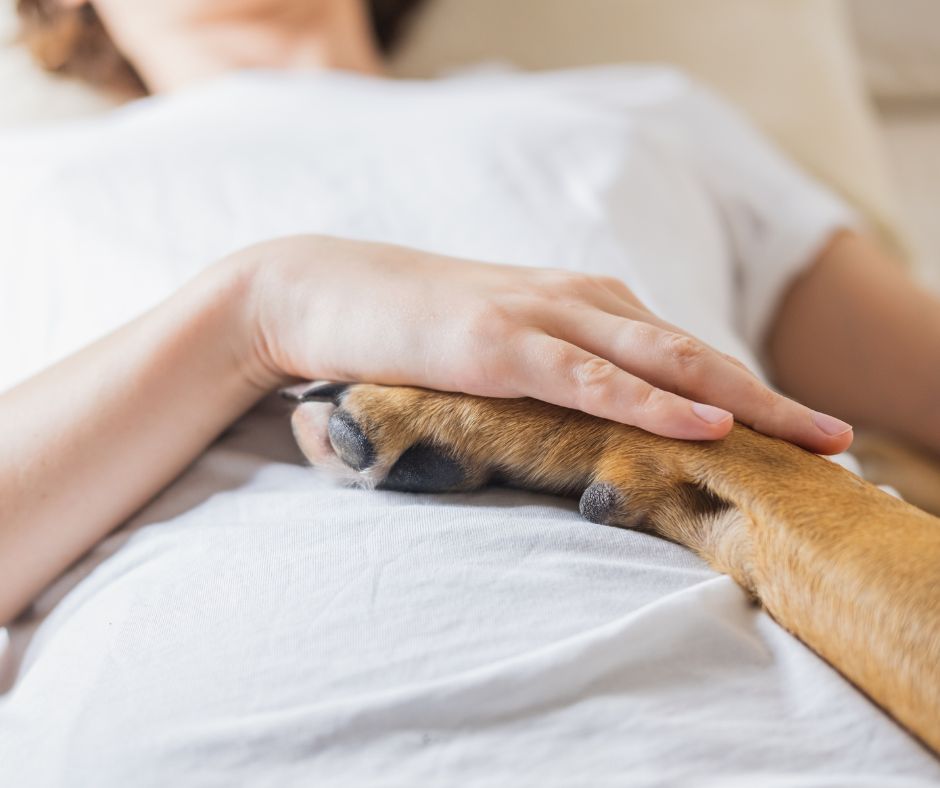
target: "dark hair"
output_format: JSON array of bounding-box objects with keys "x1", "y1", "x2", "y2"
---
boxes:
[
  {"x1": 368, "y1": 0, "x2": 424, "y2": 53},
  {"x1": 15, "y1": 0, "x2": 425, "y2": 95}
]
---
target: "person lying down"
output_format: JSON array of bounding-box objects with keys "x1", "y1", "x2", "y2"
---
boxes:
[{"x1": 2, "y1": 0, "x2": 940, "y2": 784}]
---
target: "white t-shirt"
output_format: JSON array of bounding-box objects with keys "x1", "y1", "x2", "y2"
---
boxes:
[{"x1": 2, "y1": 67, "x2": 935, "y2": 786}]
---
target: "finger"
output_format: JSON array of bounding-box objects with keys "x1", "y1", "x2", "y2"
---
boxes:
[
  {"x1": 584, "y1": 276, "x2": 762, "y2": 380},
  {"x1": 554, "y1": 310, "x2": 853, "y2": 454},
  {"x1": 507, "y1": 333, "x2": 733, "y2": 441}
]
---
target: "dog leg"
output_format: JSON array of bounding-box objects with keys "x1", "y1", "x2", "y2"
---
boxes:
[
  {"x1": 679, "y1": 427, "x2": 940, "y2": 753},
  {"x1": 288, "y1": 382, "x2": 940, "y2": 753}
]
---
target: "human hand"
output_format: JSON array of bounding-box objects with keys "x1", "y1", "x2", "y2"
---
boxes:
[{"x1": 231, "y1": 235, "x2": 852, "y2": 454}]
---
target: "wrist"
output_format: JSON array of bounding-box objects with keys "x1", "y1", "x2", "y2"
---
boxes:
[
  {"x1": 208, "y1": 236, "x2": 341, "y2": 394},
  {"x1": 201, "y1": 248, "x2": 292, "y2": 395}
]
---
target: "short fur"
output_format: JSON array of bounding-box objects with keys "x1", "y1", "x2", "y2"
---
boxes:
[{"x1": 290, "y1": 383, "x2": 940, "y2": 755}]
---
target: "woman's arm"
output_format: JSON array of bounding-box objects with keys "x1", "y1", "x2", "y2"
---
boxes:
[
  {"x1": 1, "y1": 235, "x2": 851, "y2": 624},
  {"x1": 0, "y1": 257, "x2": 268, "y2": 624},
  {"x1": 768, "y1": 231, "x2": 940, "y2": 453}
]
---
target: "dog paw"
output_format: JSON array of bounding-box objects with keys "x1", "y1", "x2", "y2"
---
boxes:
[
  {"x1": 285, "y1": 382, "x2": 491, "y2": 493},
  {"x1": 284, "y1": 381, "x2": 684, "y2": 525},
  {"x1": 285, "y1": 381, "x2": 753, "y2": 591}
]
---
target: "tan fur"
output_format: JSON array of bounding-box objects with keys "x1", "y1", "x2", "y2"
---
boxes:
[{"x1": 293, "y1": 385, "x2": 940, "y2": 754}]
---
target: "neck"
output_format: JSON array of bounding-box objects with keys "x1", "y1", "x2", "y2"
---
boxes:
[{"x1": 106, "y1": 1, "x2": 384, "y2": 93}]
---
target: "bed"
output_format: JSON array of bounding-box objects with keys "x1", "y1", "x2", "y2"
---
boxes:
[{"x1": 1, "y1": 1, "x2": 939, "y2": 785}]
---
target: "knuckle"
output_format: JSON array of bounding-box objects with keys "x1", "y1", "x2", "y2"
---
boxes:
[
  {"x1": 751, "y1": 382, "x2": 780, "y2": 412},
  {"x1": 575, "y1": 356, "x2": 618, "y2": 387},
  {"x1": 744, "y1": 383, "x2": 784, "y2": 432},
  {"x1": 663, "y1": 333, "x2": 706, "y2": 373},
  {"x1": 464, "y1": 302, "x2": 514, "y2": 341},
  {"x1": 630, "y1": 382, "x2": 662, "y2": 415},
  {"x1": 572, "y1": 357, "x2": 619, "y2": 405},
  {"x1": 722, "y1": 352, "x2": 754, "y2": 375},
  {"x1": 539, "y1": 269, "x2": 592, "y2": 297},
  {"x1": 609, "y1": 320, "x2": 656, "y2": 362},
  {"x1": 624, "y1": 320, "x2": 659, "y2": 349},
  {"x1": 595, "y1": 274, "x2": 625, "y2": 292}
]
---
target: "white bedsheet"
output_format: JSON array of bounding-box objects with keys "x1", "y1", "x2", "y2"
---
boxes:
[
  {"x1": 3, "y1": 400, "x2": 937, "y2": 786},
  {"x1": 1, "y1": 66, "x2": 937, "y2": 785}
]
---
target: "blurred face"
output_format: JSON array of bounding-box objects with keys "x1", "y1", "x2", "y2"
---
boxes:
[
  {"x1": 67, "y1": 0, "x2": 344, "y2": 34},
  {"x1": 58, "y1": 0, "x2": 379, "y2": 91}
]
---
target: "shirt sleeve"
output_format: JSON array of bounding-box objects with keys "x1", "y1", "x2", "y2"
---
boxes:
[{"x1": 644, "y1": 77, "x2": 860, "y2": 355}]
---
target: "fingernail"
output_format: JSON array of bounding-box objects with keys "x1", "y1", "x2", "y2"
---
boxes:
[
  {"x1": 692, "y1": 403, "x2": 733, "y2": 424},
  {"x1": 812, "y1": 411, "x2": 853, "y2": 436}
]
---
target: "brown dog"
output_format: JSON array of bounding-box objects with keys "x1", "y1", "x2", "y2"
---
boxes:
[{"x1": 286, "y1": 381, "x2": 940, "y2": 755}]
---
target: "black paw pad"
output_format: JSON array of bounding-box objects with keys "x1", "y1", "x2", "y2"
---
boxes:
[
  {"x1": 380, "y1": 442, "x2": 466, "y2": 493},
  {"x1": 328, "y1": 410, "x2": 376, "y2": 471},
  {"x1": 579, "y1": 483, "x2": 624, "y2": 526}
]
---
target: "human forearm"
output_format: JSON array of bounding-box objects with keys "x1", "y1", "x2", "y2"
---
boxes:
[
  {"x1": 0, "y1": 257, "x2": 270, "y2": 625},
  {"x1": 768, "y1": 231, "x2": 940, "y2": 451}
]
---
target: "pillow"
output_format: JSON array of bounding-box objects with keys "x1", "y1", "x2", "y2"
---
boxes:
[{"x1": 850, "y1": 0, "x2": 940, "y2": 102}]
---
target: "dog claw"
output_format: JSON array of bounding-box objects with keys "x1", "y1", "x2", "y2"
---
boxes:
[{"x1": 280, "y1": 381, "x2": 350, "y2": 404}]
